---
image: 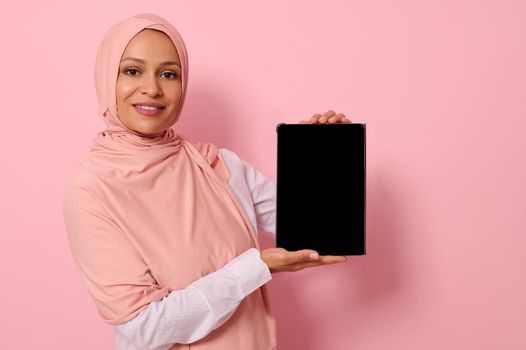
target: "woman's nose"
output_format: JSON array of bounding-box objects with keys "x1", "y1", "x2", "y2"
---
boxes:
[{"x1": 141, "y1": 74, "x2": 162, "y2": 97}]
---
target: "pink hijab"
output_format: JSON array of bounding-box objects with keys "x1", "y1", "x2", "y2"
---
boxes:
[
  {"x1": 94, "y1": 12, "x2": 188, "y2": 144},
  {"x1": 63, "y1": 13, "x2": 276, "y2": 349}
]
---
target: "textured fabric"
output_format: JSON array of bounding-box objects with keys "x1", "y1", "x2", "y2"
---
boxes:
[
  {"x1": 115, "y1": 248, "x2": 272, "y2": 349},
  {"x1": 62, "y1": 13, "x2": 276, "y2": 350},
  {"x1": 114, "y1": 148, "x2": 277, "y2": 349}
]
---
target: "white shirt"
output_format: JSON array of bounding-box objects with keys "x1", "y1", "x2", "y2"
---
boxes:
[{"x1": 114, "y1": 148, "x2": 277, "y2": 350}]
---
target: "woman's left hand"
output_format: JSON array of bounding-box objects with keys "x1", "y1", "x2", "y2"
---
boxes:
[{"x1": 299, "y1": 110, "x2": 352, "y2": 124}]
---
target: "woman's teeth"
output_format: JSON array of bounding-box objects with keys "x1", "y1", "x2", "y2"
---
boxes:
[{"x1": 135, "y1": 105, "x2": 163, "y2": 110}]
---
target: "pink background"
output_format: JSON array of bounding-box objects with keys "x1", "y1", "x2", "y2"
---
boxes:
[{"x1": 1, "y1": 0, "x2": 525, "y2": 349}]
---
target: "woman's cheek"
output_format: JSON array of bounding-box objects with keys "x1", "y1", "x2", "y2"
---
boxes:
[{"x1": 116, "y1": 78, "x2": 138, "y2": 103}]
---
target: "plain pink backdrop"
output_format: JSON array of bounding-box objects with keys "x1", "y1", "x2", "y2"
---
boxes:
[{"x1": 1, "y1": 0, "x2": 525, "y2": 349}]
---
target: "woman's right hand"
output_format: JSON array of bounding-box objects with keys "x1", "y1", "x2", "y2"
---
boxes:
[{"x1": 260, "y1": 247, "x2": 347, "y2": 273}]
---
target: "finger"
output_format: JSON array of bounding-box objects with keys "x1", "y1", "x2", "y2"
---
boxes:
[
  {"x1": 299, "y1": 120, "x2": 308, "y2": 123},
  {"x1": 319, "y1": 255, "x2": 347, "y2": 264},
  {"x1": 310, "y1": 114, "x2": 321, "y2": 123},
  {"x1": 283, "y1": 249, "x2": 319, "y2": 265},
  {"x1": 328, "y1": 113, "x2": 345, "y2": 123},
  {"x1": 329, "y1": 114, "x2": 352, "y2": 124},
  {"x1": 320, "y1": 255, "x2": 347, "y2": 260},
  {"x1": 323, "y1": 110, "x2": 336, "y2": 118},
  {"x1": 319, "y1": 110, "x2": 335, "y2": 123}
]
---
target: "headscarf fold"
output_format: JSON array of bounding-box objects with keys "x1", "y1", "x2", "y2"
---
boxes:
[{"x1": 63, "y1": 13, "x2": 276, "y2": 349}]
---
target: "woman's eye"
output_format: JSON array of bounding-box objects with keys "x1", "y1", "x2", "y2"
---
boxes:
[
  {"x1": 125, "y1": 68, "x2": 140, "y2": 76},
  {"x1": 122, "y1": 68, "x2": 177, "y2": 79},
  {"x1": 162, "y1": 72, "x2": 177, "y2": 79}
]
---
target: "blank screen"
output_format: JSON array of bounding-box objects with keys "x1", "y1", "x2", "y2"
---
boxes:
[{"x1": 276, "y1": 123, "x2": 366, "y2": 255}]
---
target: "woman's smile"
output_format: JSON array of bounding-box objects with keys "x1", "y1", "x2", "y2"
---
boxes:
[{"x1": 132, "y1": 103, "x2": 166, "y2": 117}]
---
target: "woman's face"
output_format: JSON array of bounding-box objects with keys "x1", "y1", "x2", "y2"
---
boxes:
[{"x1": 116, "y1": 29, "x2": 182, "y2": 137}]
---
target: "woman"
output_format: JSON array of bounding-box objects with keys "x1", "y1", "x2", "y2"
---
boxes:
[{"x1": 63, "y1": 13, "x2": 350, "y2": 350}]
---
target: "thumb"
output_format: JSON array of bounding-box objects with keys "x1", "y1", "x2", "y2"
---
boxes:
[{"x1": 286, "y1": 249, "x2": 319, "y2": 264}]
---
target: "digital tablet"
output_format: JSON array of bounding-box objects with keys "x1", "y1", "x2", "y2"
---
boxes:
[{"x1": 275, "y1": 123, "x2": 366, "y2": 256}]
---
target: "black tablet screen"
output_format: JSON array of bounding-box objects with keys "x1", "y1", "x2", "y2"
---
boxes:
[{"x1": 276, "y1": 123, "x2": 366, "y2": 255}]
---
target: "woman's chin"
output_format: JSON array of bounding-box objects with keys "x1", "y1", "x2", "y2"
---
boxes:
[{"x1": 130, "y1": 125, "x2": 167, "y2": 137}]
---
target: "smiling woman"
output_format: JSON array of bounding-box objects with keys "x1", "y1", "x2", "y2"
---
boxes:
[
  {"x1": 63, "y1": 12, "x2": 347, "y2": 350},
  {"x1": 116, "y1": 29, "x2": 183, "y2": 137}
]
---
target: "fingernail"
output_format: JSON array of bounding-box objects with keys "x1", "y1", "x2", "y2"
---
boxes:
[{"x1": 309, "y1": 253, "x2": 319, "y2": 260}]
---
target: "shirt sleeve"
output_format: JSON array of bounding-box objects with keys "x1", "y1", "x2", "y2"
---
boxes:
[
  {"x1": 114, "y1": 248, "x2": 271, "y2": 349},
  {"x1": 218, "y1": 148, "x2": 277, "y2": 235}
]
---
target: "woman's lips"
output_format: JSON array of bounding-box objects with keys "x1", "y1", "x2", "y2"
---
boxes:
[{"x1": 133, "y1": 104, "x2": 165, "y2": 117}]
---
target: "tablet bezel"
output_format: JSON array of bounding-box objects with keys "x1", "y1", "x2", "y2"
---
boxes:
[{"x1": 275, "y1": 123, "x2": 366, "y2": 256}]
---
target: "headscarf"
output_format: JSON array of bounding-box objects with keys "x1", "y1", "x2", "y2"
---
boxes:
[
  {"x1": 94, "y1": 12, "x2": 188, "y2": 145},
  {"x1": 63, "y1": 13, "x2": 276, "y2": 349}
]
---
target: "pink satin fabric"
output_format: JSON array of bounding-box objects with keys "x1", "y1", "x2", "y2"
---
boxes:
[{"x1": 63, "y1": 13, "x2": 276, "y2": 349}]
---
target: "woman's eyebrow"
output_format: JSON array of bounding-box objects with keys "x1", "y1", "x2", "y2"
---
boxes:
[{"x1": 120, "y1": 57, "x2": 181, "y2": 66}]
